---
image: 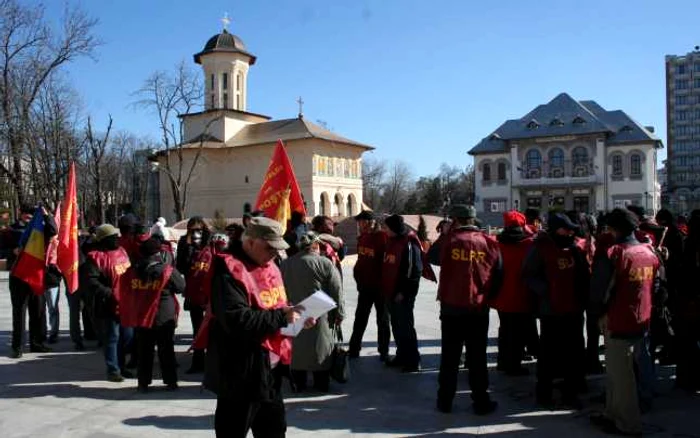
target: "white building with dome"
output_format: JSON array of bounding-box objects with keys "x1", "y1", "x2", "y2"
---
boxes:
[{"x1": 154, "y1": 24, "x2": 372, "y2": 222}]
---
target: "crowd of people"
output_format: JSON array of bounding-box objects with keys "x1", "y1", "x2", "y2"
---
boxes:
[{"x1": 5, "y1": 203, "x2": 700, "y2": 437}]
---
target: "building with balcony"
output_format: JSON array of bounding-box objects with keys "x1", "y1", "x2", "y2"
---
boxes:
[
  {"x1": 468, "y1": 93, "x2": 663, "y2": 225},
  {"x1": 665, "y1": 48, "x2": 700, "y2": 213}
]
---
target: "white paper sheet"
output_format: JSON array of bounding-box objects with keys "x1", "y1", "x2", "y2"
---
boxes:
[{"x1": 280, "y1": 290, "x2": 337, "y2": 337}]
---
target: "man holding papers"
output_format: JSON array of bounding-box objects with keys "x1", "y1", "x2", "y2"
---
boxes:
[
  {"x1": 281, "y1": 231, "x2": 344, "y2": 393},
  {"x1": 204, "y1": 217, "x2": 314, "y2": 438}
]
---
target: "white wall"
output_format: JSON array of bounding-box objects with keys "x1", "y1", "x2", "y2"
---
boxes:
[
  {"x1": 474, "y1": 153, "x2": 510, "y2": 212},
  {"x1": 606, "y1": 144, "x2": 657, "y2": 211}
]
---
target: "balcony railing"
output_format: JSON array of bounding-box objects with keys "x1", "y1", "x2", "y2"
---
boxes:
[{"x1": 513, "y1": 159, "x2": 600, "y2": 186}]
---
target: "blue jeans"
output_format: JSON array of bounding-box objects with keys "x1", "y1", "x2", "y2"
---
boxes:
[
  {"x1": 66, "y1": 290, "x2": 82, "y2": 344},
  {"x1": 102, "y1": 318, "x2": 134, "y2": 375},
  {"x1": 44, "y1": 287, "x2": 60, "y2": 339},
  {"x1": 633, "y1": 332, "x2": 654, "y2": 408}
]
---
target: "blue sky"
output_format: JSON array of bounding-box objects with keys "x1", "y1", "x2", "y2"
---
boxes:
[{"x1": 44, "y1": 0, "x2": 700, "y2": 177}]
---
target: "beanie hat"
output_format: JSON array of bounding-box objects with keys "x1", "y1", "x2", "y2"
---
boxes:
[
  {"x1": 503, "y1": 210, "x2": 526, "y2": 228},
  {"x1": 140, "y1": 237, "x2": 162, "y2": 257},
  {"x1": 384, "y1": 214, "x2": 406, "y2": 235}
]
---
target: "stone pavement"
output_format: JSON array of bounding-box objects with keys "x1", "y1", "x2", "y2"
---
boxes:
[{"x1": 1, "y1": 268, "x2": 699, "y2": 437}]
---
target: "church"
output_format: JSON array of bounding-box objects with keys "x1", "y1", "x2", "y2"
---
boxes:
[{"x1": 155, "y1": 22, "x2": 372, "y2": 223}]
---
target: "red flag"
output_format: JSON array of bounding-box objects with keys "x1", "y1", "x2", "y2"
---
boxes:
[
  {"x1": 254, "y1": 140, "x2": 306, "y2": 222},
  {"x1": 58, "y1": 163, "x2": 79, "y2": 294}
]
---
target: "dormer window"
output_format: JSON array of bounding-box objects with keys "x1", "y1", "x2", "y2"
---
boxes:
[
  {"x1": 550, "y1": 117, "x2": 564, "y2": 127},
  {"x1": 573, "y1": 116, "x2": 586, "y2": 125},
  {"x1": 489, "y1": 133, "x2": 502, "y2": 140},
  {"x1": 527, "y1": 120, "x2": 540, "y2": 130},
  {"x1": 620, "y1": 125, "x2": 633, "y2": 133}
]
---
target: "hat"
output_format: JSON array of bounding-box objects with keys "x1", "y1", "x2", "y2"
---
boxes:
[
  {"x1": 118, "y1": 214, "x2": 139, "y2": 231},
  {"x1": 298, "y1": 231, "x2": 321, "y2": 250},
  {"x1": 384, "y1": 214, "x2": 407, "y2": 235},
  {"x1": 354, "y1": 210, "x2": 374, "y2": 221},
  {"x1": 94, "y1": 224, "x2": 120, "y2": 242},
  {"x1": 140, "y1": 237, "x2": 162, "y2": 257},
  {"x1": 244, "y1": 217, "x2": 289, "y2": 250},
  {"x1": 547, "y1": 213, "x2": 579, "y2": 232},
  {"x1": 607, "y1": 208, "x2": 639, "y2": 233},
  {"x1": 449, "y1": 204, "x2": 477, "y2": 219},
  {"x1": 503, "y1": 210, "x2": 526, "y2": 228}
]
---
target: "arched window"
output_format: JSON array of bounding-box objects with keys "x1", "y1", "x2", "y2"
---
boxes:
[
  {"x1": 526, "y1": 149, "x2": 541, "y2": 170},
  {"x1": 548, "y1": 148, "x2": 564, "y2": 167},
  {"x1": 612, "y1": 154, "x2": 623, "y2": 177},
  {"x1": 497, "y1": 162, "x2": 506, "y2": 181},
  {"x1": 630, "y1": 154, "x2": 642, "y2": 177},
  {"x1": 483, "y1": 163, "x2": 491, "y2": 181},
  {"x1": 572, "y1": 147, "x2": 588, "y2": 166}
]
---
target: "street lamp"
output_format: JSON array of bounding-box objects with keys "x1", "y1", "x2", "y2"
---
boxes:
[{"x1": 644, "y1": 191, "x2": 649, "y2": 213}]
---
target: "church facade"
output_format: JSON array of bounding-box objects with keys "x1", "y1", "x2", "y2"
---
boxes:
[
  {"x1": 469, "y1": 93, "x2": 663, "y2": 225},
  {"x1": 155, "y1": 26, "x2": 372, "y2": 222}
]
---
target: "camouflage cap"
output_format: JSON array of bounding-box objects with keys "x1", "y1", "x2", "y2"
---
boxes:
[{"x1": 244, "y1": 217, "x2": 289, "y2": 250}]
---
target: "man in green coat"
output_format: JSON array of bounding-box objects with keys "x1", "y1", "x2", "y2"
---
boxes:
[{"x1": 281, "y1": 232, "x2": 344, "y2": 392}]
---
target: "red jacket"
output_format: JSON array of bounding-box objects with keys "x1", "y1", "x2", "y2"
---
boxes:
[
  {"x1": 87, "y1": 248, "x2": 131, "y2": 315},
  {"x1": 438, "y1": 228, "x2": 500, "y2": 310},
  {"x1": 491, "y1": 235, "x2": 534, "y2": 313},
  {"x1": 606, "y1": 243, "x2": 659, "y2": 335},
  {"x1": 184, "y1": 247, "x2": 213, "y2": 306},
  {"x1": 354, "y1": 230, "x2": 387, "y2": 291}
]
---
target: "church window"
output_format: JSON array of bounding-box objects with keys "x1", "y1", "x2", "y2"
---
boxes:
[
  {"x1": 222, "y1": 73, "x2": 228, "y2": 90},
  {"x1": 236, "y1": 73, "x2": 242, "y2": 91},
  {"x1": 210, "y1": 74, "x2": 214, "y2": 90},
  {"x1": 210, "y1": 94, "x2": 215, "y2": 109}
]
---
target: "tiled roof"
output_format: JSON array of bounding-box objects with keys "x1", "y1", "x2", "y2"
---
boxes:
[{"x1": 469, "y1": 93, "x2": 661, "y2": 155}]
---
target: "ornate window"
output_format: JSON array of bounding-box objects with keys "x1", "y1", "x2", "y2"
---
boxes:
[
  {"x1": 483, "y1": 163, "x2": 491, "y2": 181},
  {"x1": 612, "y1": 154, "x2": 623, "y2": 178},
  {"x1": 548, "y1": 148, "x2": 564, "y2": 177},
  {"x1": 572, "y1": 146, "x2": 589, "y2": 176},
  {"x1": 497, "y1": 162, "x2": 506, "y2": 181},
  {"x1": 526, "y1": 150, "x2": 542, "y2": 178},
  {"x1": 630, "y1": 154, "x2": 642, "y2": 178}
]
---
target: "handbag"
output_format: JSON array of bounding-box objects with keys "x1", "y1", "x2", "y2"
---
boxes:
[{"x1": 330, "y1": 326, "x2": 350, "y2": 384}]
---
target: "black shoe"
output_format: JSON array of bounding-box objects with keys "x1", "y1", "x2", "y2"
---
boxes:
[
  {"x1": 348, "y1": 350, "x2": 360, "y2": 359},
  {"x1": 48, "y1": 335, "x2": 58, "y2": 344},
  {"x1": 385, "y1": 356, "x2": 403, "y2": 368},
  {"x1": 10, "y1": 348, "x2": 22, "y2": 359},
  {"x1": 401, "y1": 363, "x2": 421, "y2": 373},
  {"x1": 473, "y1": 400, "x2": 498, "y2": 416},
  {"x1": 107, "y1": 373, "x2": 125, "y2": 383},
  {"x1": 121, "y1": 369, "x2": 134, "y2": 379},
  {"x1": 436, "y1": 399, "x2": 452, "y2": 413},
  {"x1": 74, "y1": 342, "x2": 85, "y2": 351},
  {"x1": 137, "y1": 385, "x2": 149, "y2": 393},
  {"x1": 29, "y1": 343, "x2": 51, "y2": 353},
  {"x1": 166, "y1": 382, "x2": 179, "y2": 391}
]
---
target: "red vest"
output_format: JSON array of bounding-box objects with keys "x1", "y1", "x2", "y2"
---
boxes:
[
  {"x1": 119, "y1": 236, "x2": 141, "y2": 262},
  {"x1": 537, "y1": 237, "x2": 582, "y2": 314},
  {"x1": 606, "y1": 243, "x2": 659, "y2": 335},
  {"x1": 438, "y1": 229, "x2": 500, "y2": 309},
  {"x1": 491, "y1": 237, "x2": 534, "y2": 313},
  {"x1": 87, "y1": 248, "x2": 131, "y2": 314},
  {"x1": 119, "y1": 265, "x2": 178, "y2": 328},
  {"x1": 381, "y1": 232, "x2": 436, "y2": 298},
  {"x1": 192, "y1": 254, "x2": 292, "y2": 365},
  {"x1": 354, "y1": 231, "x2": 387, "y2": 290},
  {"x1": 185, "y1": 247, "x2": 213, "y2": 306}
]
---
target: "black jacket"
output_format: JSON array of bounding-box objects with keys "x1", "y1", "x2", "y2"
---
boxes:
[
  {"x1": 203, "y1": 242, "x2": 289, "y2": 401},
  {"x1": 132, "y1": 254, "x2": 185, "y2": 326},
  {"x1": 80, "y1": 240, "x2": 121, "y2": 319}
]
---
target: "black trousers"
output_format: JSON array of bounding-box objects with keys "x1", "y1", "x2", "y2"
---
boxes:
[
  {"x1": 291, "y1": 370, "x2": 330, "y2": 392},
  {"x1": 136, "y1": 321, "x2": 177, "y2": 387},
  {"x1": 438, "y1": 311, "x2": 490, "y2": 404},
  {"x1": 388, "y1": 293, "x2": 420, "y2": 366},
  {"x1": 497, "y1": 311, "x2": 529, "y2": 371},
  {"x1": 10, "y1": 276, "x2": 46, "y2": 350},
  {"x1": 537, "y1": 313, "x2": 585, "y2": 398},
  {"x1": 525, "y1": 316, "x2": 540, "y2": 357},
  {"x1": 189, "y1": 305, "x2": 205, "y2": 367},
  {"x1": 349, "y1": 287, "x2": 390, "y2": 356},
  {"x1": 585, "y1": 310, "x2": 602, "y2": 364},
  {"x1": 215, "y1": 385, "x2": 286, "y2": 438}
]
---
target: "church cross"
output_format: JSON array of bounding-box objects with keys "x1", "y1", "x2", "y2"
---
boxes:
[
  {"x1": 297, "y1": 96, "x2": 304, "y2": 118},
  {"x1": 221, "y1": 12, "x2": 231, "y2": 31}
]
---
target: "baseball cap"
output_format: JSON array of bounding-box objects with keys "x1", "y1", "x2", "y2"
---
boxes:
[{"x1": 244, "y1": 217, "x2": 289, "y2": 250}]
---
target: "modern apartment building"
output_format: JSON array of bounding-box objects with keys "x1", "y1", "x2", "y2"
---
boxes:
[{"x1": 665, "y1": 47, "x2": 700, "y2": 212}]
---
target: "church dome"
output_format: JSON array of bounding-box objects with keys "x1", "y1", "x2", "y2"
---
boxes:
[{"x1": 194, "y1": 30, "x2": 256, "y2": 65}]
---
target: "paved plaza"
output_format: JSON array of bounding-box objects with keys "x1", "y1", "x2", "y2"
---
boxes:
[{"x1": 1, "y1": 265, "x2": 699, "y2": 437}]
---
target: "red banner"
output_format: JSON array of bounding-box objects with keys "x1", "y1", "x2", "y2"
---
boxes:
[
  {"x1": 254, "y1": 140, "x2": 306, "y2": 224},
  {"x1": 58, "y1": 163, "x2": 79, "y2": 294}
]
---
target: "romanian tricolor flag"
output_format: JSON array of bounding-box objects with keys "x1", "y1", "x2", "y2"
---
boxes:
[
  {"x1": 255, "y1": 140, "x2": 306, "y2": 225},
  {"x1": 11, "y1": 207, "x2": 46, "y2": 295}
]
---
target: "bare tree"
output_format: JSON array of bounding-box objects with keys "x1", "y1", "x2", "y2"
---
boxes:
[
  {"x1": 0, "y1": 0, "x2": 99, "y2": 210},
  {"x1": 361, "y1": 157, "x2": 386, "y2": 211},
  {"x1": 381, "y1": 161, "x2": 413, "y2": 213},
  {"x1": 83, "y1": 115, "x2": 113, "y2": 224},
  {"x1": 134, "y1": 62, "x2": 212, "y2": 221}
]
